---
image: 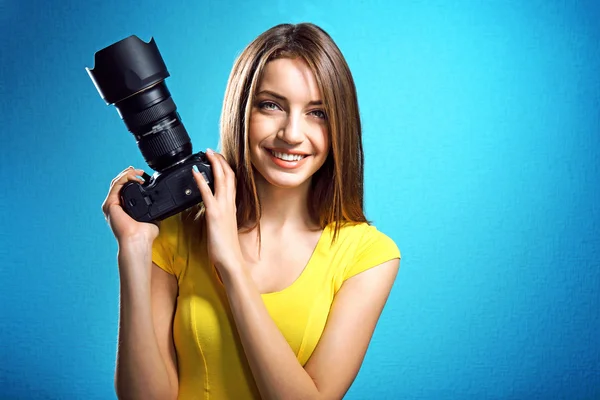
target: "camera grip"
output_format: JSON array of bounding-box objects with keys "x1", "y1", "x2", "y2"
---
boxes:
[{"x1": 120, "y1": 153, "x2": 213, "y2": 222}]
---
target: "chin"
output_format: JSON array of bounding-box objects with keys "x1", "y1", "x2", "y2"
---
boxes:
[{"x1": 259, "y1": 172, "x2": 311, "y2": 189}]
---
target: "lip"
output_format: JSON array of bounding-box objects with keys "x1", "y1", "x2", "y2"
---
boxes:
[{"x1": 265, "y1": 148, "x2": 310, "y2": 169}]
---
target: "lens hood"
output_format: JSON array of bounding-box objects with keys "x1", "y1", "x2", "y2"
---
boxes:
[
  {"x1": 87, "y1": 35, "x2": 212, "y2": 222},
  {"x1": 86, "y1": 35, "x2": 169, "y2": 105}
]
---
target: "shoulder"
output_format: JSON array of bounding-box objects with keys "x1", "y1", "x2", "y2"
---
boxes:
[
  {"x1": 325, "y1": 222, "x2": 401, "y2": 287},
  {"x1": 333, "y1": 222, "x2": 401, "y2": 259},
  {"x1": 303, "y1": 225, "x2": 400, "y2": 399},
  {"x1": 152, "y1": 210, "x2": 200, "y2": 276},
  {"x1": 157, "y1": 209, "x2": 203, "y2": 246}
]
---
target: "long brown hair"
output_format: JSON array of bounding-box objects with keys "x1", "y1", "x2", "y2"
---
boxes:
[{"x1": 187, "y1": 23, "x2": 367, "y2": 241}]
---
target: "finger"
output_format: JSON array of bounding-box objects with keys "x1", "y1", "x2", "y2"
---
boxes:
[
  {"x1": 215, "y1": 153, "x2": 235, "y2": 184},
  {"x1": 215, "y1": 153, "x2": 236, "y2": 202},
  {"x1": 192, "y1": 166, "x2": 215, "y2": 211},
  {"x1": 206, "y1": 149, "x2": 226, "y2": 198},
  {"x1": 110, "y1": 166, "x2": 145, "y2": 189},
  {"x1": 102, "y1": 169, "x2": 146, "y2": 217},
  {"x1": 110, "y1": 166, "x2": 133, "y2": 186},
  {"x1": 109, "y1": 169, "x2": 145, "y2": 194}
]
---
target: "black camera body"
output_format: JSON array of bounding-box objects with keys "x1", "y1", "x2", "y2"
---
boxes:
[
  {"x1": 86, "y1": 35, "x2": 213, "y2": 222},
  {"x1": 120, "y1": 152, "x2": 213, "y2": 223}
]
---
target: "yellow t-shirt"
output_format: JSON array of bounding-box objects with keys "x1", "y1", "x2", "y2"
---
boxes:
[{"x1": 152, "y1": 212, "x2": 401, "y2": 399}]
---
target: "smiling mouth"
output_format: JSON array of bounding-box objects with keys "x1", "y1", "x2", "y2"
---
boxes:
[{"x1": 267, "y1": 149, "x2": 308, "y2": 162}]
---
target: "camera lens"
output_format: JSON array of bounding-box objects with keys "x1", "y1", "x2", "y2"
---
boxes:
[{"x1": 86, "y1": 35, "x2": 192, "y2": 172}]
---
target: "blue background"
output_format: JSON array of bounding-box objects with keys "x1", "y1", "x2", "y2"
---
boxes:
[{"x1": 1, "y1": 0, "x2": 599, "y2": 399}]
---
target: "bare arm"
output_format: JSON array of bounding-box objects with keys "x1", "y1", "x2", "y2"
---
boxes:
[
  {"x1": 101, "y1": 166, "x2": 179, "y2": 399},
  {"x1": 193, "y1": 151, "x2": 401, "y2": 399},
  {"x1": 221, "y1": 258, "x2": 400, "y2": 400},
  {"x1": 114, "y1": 240, "x2": 179, "y2": 400}
]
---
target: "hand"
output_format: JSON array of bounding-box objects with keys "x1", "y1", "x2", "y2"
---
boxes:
[
  {"x1": 192, "y1": 149, "x2": 244, "y2": 276},
  {"x1": 101, "y1": 166, "x2": 160, "y2": 246}
]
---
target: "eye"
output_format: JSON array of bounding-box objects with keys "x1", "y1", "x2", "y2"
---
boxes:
[
  {"x1": 309, "y1": 109, "x2": 327, "y2": 120},
  {"x1": 258, "y1": 101, "x2": 281, "y2": 111}
]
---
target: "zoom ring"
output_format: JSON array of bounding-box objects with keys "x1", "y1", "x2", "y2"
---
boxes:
[
  {"x1": 123, "y1": 97, "x2": 177, "y2": 131},
  {"x1": 140, "y1": 124, "x2": 191, "y2": 159}
]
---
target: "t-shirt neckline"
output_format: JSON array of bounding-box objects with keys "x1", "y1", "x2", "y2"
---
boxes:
[{"x1": 260, "y1": 224, "x2": 330, "y2": 297}]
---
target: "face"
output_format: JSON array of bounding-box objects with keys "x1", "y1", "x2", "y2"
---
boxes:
[{"x1": 248, "y1": 57, "x2": 329, "y2": 190}]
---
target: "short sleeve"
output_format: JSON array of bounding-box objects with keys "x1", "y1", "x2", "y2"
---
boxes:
[
  {"x1": 152, "y1": 213, "x2": 182, "y2": 276},
  {"x1": 343, "y1": 225, "x2": 401, "y2": 281}
]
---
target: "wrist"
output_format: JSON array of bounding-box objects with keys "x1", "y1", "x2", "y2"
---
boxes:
[
  {"x1": 118, "y1": 235, "x2": 154, "y2": 255},
  {"x1": 117, "y1": 239, "x2": 154, "y2": 278}
]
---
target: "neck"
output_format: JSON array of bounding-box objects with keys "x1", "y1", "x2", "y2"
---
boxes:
[{"x1": 252, "y1": 173, "x2": 319, "y2": 233}]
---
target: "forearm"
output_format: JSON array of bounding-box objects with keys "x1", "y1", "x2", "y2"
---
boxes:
[
  {"x1": 114, "y1": 246, "x2": 175, "y2": 400},
  {"x1": 221, "y1": 268, "x2": 321, "y2": 400}
]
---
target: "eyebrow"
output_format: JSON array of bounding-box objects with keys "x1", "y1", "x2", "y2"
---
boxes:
[{"x1": 256, "y1": 90, "x2": 323, "y2": 106}]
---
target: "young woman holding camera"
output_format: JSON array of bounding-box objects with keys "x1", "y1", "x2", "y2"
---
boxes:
[{"x1": 102, "y1": 23, "x2": 400, "y2": 400}]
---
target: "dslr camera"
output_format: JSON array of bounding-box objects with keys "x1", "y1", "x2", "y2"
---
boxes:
[{"x1": 86, "y1": 36, "x2": 214, "y2": 222}]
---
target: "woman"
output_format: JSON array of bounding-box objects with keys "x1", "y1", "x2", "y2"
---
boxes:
[{"x1": 102, "y1": 23, "x2": 401, "y2": 400}]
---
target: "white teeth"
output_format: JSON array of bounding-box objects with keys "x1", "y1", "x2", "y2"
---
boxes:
[{"x1": 270, "y1": 151, "x2": 305, "y2": 162}]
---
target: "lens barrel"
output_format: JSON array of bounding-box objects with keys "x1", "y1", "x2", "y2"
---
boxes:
[{"x1": 86, "y1": 35, "x2": 192, "y2": 171}]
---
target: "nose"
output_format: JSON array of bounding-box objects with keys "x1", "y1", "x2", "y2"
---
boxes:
[{"x1": 276, "y1": 112, "x2": 303, "y2": 145}]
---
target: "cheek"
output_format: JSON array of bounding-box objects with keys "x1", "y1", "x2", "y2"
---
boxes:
[
  {"x1": 248, "y1": 117, "x2": 260, "y2": 147},
  {"x1": 249, "y1": 115, "x2": 277, "y2": 146}
]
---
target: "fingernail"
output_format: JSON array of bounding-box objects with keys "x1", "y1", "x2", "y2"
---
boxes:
[
  {"x1": 206, "y1": 148, "x2": 214, "y2": 155},
  {"x1": 192, "y1": 165, "x2": 199, "y2": 173}
]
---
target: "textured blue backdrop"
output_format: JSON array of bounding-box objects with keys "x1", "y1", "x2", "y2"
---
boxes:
[{"x1": 1, "y1": 0, "x2": 599, "y2": 399}]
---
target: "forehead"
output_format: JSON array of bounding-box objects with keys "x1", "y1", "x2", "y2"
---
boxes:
[{"x1": 257, "y1": 57, "x2": 322, "y2": 101}]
